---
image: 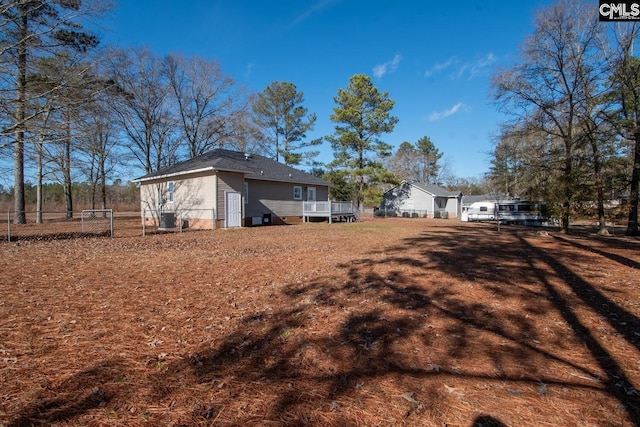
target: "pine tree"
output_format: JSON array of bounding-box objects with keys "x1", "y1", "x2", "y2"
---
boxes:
[{"x1": 327, "y1": 74, "x2": 398, "y2": 208}]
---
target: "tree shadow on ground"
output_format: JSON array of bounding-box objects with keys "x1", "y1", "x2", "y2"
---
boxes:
[
  {"x1": 518, "y1": 234, "x2": 640, "y2": 422},
  {"x1": 7, "y1": 360, "x2": 132, "y2": 427},
  {"x1": 472, "y1": 414, "x2": 507, "y2": 426},
  {"x1": 553, "y1": 234, "x2": 640, "y2": 270},
  {"x1": 144, "y1": 223, "x2": 639, "y2": 425},
  {"x1": 11, "y1": 223, "x2": 639, "y2": 425}
]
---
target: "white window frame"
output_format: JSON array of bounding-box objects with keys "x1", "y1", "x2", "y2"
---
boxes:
[
  {"x1": 167, "y1": 181, "x2": 174, "y2": 203},
  {"x1": 293, "y1": 185, "x2": 302, "y2": 200}
]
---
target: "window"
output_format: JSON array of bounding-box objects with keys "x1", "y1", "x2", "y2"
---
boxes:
[
  {"x1": 293, "y1": 186, "x2": 302, "y2": 200},
  {"x1": 480, "y1": 206, "x2": 487, "y2": 212},
  {"x1": 167, "y1": 181, "x2": 174, "y2": 203}
]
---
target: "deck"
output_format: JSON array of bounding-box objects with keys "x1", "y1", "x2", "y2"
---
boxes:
[{"x1": 303, "y1": 201, "x2": 358, "y2": 223}]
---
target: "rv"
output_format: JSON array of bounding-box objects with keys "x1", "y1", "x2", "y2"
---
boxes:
[{"x1": 461, "y1": 199, "x2": 544, "y2": 225}]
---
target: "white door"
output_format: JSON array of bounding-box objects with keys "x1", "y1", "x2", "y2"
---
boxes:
[
  {"x1": 307, "y1": 186, "x2": 316, "y2": 202},
  {"x1": 225, "y1": 192, "x2": 242, "y2": 227}
]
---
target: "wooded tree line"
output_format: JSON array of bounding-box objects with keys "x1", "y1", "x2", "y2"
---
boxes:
[
  {"x1": 0, "y1": 1, "x2": 322, "y2": 222},
  {"x1": 1, "y1": 0, "x2": 638, "y2": 235},
  {"x1": 0, "y1": 180, "x2": 139, "y2": 211},
  {"x1": 489, "y1": 0, "x2": 640, "y2": 236}
]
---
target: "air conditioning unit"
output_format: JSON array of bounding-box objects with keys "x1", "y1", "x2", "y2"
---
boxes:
[{"x1": 159, "y1": 212, "x2": 175, "y2": 229}]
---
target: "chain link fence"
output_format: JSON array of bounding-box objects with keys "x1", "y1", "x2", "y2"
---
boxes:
[
  {"x1": 3, "y1": 210, "x2": 117, "y2": 242},
  {"x1": 81, "y1": 209, "x2": 114, "y2": 237},
  {"x1": 374, "y1": 208, "x2": 449, "y2": 218},
  {"x1": 2, "y1": 208, "x2": 222, "y2": 242}
]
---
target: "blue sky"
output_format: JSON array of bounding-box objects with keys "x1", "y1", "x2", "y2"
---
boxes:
[{"x1": 100, "y1": 0, "x2": 558, "y2": 179}]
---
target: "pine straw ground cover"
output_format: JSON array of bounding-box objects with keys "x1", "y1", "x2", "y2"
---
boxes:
[{"x1": 1, "y1": 218, "x2": 640, "y2": 427}]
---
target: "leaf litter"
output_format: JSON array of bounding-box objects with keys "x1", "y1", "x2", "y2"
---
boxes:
[{"x1": 1, "y1": 217, "x2": 639, "y2": 426}]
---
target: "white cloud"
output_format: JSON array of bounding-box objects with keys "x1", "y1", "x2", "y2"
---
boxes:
[
  {"x1": 429, "y1": 102, "x2": 467, "y2": 121},
  {"x1": 373, "y1": 54, "x2": 402, "y2": 78},
  {"x1": 424, "y1": 56, "x2": 458, "y2": 77},
  {"x1": 291, "y1": 0, "x2": 337, "y2": 27},
  {"x1": 244, "y1": 63, "x2": 254, "y2": 78},
  {"x1": 468, "y1": 53, "x2": 496, "y2": 79},
  {"x1": 425, "y1": 53, "x2": 496, "y2": 80}
]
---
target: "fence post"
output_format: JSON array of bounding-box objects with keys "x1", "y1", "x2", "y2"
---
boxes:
[
  {"x1": 142, "y1": 208, "x2": 146, "y2": 237},
  {"x1": 212, "y1": 208, "x2": 215, "y2": 230},
  {"x1": 7, "y1": 211, "x2": 10, "y2": 243},
  {"x1": 110, "y1": 209, "x2": 114, "y2": 237}
]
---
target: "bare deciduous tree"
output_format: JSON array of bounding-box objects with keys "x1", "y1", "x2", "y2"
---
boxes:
[
  {"x1": 165, "y1": 53, "x2": 246, "y2": 158},
  {"x1": 107, "y1": 47, "x2": 178, "y2": 174},
  {"x1": 492, "y1": 0, "x2": 603, "y2": 233}
]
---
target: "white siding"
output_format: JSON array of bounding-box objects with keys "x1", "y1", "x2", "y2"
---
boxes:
[{"x1": 139, "y1": 172, "x2": 217, "y2": 224}]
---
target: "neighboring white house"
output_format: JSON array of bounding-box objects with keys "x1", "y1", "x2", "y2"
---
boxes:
[{"x1": 380, "y1": 181, "x2": 462, "y2": 218}]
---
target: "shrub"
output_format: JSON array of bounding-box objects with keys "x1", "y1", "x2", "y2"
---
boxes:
[
  {"x1": 434, "y1": 211, "x2": 441, "y2": 219},
  {"x1": 411, "y1": 212, "x2": 419, "y2": 218}
]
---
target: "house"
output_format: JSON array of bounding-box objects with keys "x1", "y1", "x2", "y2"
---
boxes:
[
  {"x1": 133, "y1": 149, "x2": 332, "y2": 229},
  {"x1": 380, "y1": 181, "x2": 462, "y2": 218}
]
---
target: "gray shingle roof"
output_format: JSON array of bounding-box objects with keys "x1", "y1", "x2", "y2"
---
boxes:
[
  {"x1": 134, "y1": 149, "x2": 329, "y2": 186},
  {"x1": 461, "y1": 193, "x2": 512, "y2": 204},
  {"x1": 385, "y1": 181, "x2": 461, "y2": 197},
  {"x1": 411, "y1": 182, "x2": 462, "y2": 197}
]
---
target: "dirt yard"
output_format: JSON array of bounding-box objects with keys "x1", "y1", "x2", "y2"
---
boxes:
[{"x1": 1, "y1": 218, "x2": 639, "y2": 426}]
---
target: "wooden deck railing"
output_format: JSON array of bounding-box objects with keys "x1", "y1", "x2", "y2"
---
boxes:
[{"x1": 303, "y1": 201, "x2": 357, "y2": 223}]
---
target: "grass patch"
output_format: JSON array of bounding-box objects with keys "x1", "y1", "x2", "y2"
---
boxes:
[{"x1": 344, "y1": 222, "x2": 393, "y2": 233}]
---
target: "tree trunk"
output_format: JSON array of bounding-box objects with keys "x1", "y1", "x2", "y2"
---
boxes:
[
  {"x1": 88, "y1": 154, "x2": 97, "y2": 211},
  {"x1": 13, "y1": 137, "x2": 26, "y2": 224},
  {"x1": 596, "y1": 178, "x2": 608, "y2": 235},
  {"x1": 36, "y1": 108, "x2": 52, "y2": 224},
  {"x1": 13, "y1": 9, "x2": 28, "y2": 225},
  {"x1": 146, "y1": 130, "x2": 153, "y2": 174},
  {"x1": 626, "y1": 129, "x2": 640, "y2": 236},
  {"x1": 561, "y1": 141, "x2": 572, "y2": 234},
  {"x1": 89, "y1": 180, "x2": 96, "y2": 210},
  {"x1": 36, "y1": 142, "x2": 43, "y2": 224},
  {"x1": 100, "y1": 156, "x2": 107, "y2": 214},
  {"x1": 591, "y1": 139, "x2": 609, "y2": 235},
  {"x1": 357, "y1": 147, "x2": 364, "y2": 209},
  {"x1": 64, "y1": 122, "x2": 73, "y2": 219}
]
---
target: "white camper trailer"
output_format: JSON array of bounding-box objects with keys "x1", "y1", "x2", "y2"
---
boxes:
[
  {"x1": 462, "y1": 199, "x2": 544, "y2": 225},
  {"x1": 461, "y1": 201, "x2": 497, "y2": 222}
]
